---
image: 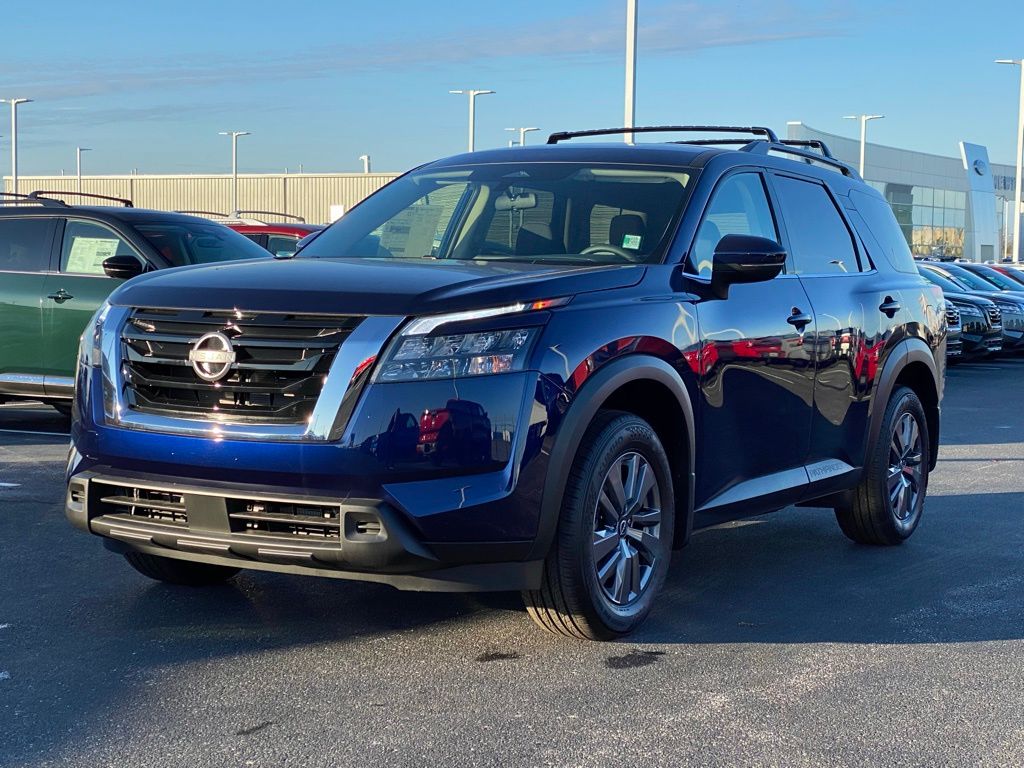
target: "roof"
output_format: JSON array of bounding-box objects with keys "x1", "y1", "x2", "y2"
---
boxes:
[{"x1": 430, "y1": 142, "x2": 719, "y2": 169}]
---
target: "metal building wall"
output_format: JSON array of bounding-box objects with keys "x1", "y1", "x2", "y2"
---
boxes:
[{"x1": 3, "y1": 173, "x2": 400, "y2": 224}]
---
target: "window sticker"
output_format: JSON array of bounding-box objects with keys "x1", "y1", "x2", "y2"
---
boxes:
[
  {"x1": 66, "y1": 237, "x2": 119, "y2": 274},
  {"x1": 622, "y1": 233, "x2": 642, "y2": 250}
]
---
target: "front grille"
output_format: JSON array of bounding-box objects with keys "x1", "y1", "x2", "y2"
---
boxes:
[
  {"x1": 945, "y1": 305, "x2": 961, "y2": 328},
  {"x1": 121, "y1": 308, "x2": 362, "y2": 424},
  {"x1": 227, "y1": 499, "x2": 342, "y2": 539},
  {"x1": 987, "y1": 307, "x2": 1002, "y2": 328},
  {"x1": 94, "y1": 483, "x2": 187, "y2": 525}
]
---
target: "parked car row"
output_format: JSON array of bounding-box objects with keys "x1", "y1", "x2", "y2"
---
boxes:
[{"x1": 916, "y1": 259, "x2": 1024, "y2": 363}]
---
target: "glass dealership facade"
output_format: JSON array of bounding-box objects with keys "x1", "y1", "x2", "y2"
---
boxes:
[{"x1": 788, "y1": 123, "x2": 1018, "y2": 262}]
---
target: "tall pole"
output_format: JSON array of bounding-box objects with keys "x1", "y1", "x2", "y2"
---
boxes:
[
  {"x1": 843, "y1": 114, "x2": 884, "y2": 176},
  {"x1": 624, "y1": 0, "x2": 637, "y2": 144},
  {"x1": 359, "y1": 154, "x2": 371, "y2": 173},
  {"x1": 76, "y1": 147, "x2": 91, "y2": 193},
  {"x1": 218, "y1": 130, "x2": 250, "y2": 212},
  {"x1": 1, "y1": 98, "x2": 32, "y2": 194},
  {"x1": 450, "y1": 90, "x2": 494, "y2": 152},
  {"x1": 505, "y1": 127, "x2": 539, "y2": 147},
  {"x1": 997, "y1": 59, "x2": 1024, "y2": 262}
]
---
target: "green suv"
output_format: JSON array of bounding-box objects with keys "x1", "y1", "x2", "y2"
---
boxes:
[{"x1": 0, "y1": 192, "x2": 269, "y2": 415}]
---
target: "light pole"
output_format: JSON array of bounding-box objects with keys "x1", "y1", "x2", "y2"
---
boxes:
[
  {"x1": 997, "y1": 59, "x2": 1024, "y2": 262},
  {"x1": 218, "y1": 130, "x2": 250, "y2": 212},
  {"x1": 76, "y1": 147, "x2": 91, "y2": 193},
  {"x1": 449, "y1": 89, "x2": 494, "y2": 152},
  {"x1": 1, "y1": 98, "x2": 32, "y2": 194},
  {"x1": 624, "y1": 0, "x2": 637, "y2": 144},
  {"x1": 359, "y1": 154, "x2": 371, "y2": 174},
  {"x1": 505, "y1": 127, "x2": 539, "y2": 147},
  {"x1": 843, "y1": 114, "x2": 884, "y2": 177}
]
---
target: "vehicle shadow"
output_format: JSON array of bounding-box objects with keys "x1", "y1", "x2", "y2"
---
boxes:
[{"x1": 636, "y1": 491, "x2": 1024, "y2": 645}]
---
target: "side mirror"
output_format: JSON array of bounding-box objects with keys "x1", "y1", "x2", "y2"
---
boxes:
[
  {"x1": 102, "y1": 255, "x2": 144, "y2": 280},
  {"x1": 710, "y1": 234, "x2": 786, "y2": 299}
]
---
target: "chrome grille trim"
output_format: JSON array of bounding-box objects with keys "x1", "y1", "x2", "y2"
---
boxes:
[
  {"x1": 987, "y1": 306, "x2": 1002, "y2": 328},
  {"x1": 101, "y1": 307, "x2": 404, "y2": 442}
]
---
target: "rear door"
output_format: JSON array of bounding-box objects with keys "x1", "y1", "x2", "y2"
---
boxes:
[
  {"x1": 768, "y1": 173, "x2": 900, "y2": 485},
  {"x1": 41, "y1": 218, "x2": 147, "y2": 386},
  {"x1": 0, "y1": 216, "x2": 59, "y2": 388}
]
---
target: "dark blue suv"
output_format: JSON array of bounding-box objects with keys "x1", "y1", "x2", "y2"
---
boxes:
[{"x1": 66, "y1": 126, "x2": 945, "y2": 639}]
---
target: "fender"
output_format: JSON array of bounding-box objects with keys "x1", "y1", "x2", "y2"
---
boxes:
[
  {"x1": 864, "y1": 336, "x2": 940, "y2": 471},
  {"x1": 527, "y1": 354, "x2": 697, "y2": 561}
]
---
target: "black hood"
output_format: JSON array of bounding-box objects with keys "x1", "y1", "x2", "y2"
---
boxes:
[
  {"x1": 943, "y1": 291, "x2": 996, "y2": 308},
  {"x1": 109, "y1": 257, "x2": 646, "y2": 315}
]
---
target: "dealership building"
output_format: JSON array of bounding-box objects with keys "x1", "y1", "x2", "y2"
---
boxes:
[{"x1": 787, "y1": 122, "x2": 1019, "y2": 262}]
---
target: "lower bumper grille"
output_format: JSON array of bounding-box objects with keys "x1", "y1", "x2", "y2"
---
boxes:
[
  {"x1": 94, "y1": 483, "x2": 187, "y2": 525},
  {"x1": 227, "y1": 499, "x2": 342, "y2": 539}
]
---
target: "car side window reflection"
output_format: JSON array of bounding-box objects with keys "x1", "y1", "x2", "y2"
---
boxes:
[{"x1": 691, "y1": 173, "x2": 779, "y2": 278}]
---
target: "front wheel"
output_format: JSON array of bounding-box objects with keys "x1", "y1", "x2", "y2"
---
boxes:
[
  {"x1": 523, "y1": 411, "x2": 675, "y2": 640},
  {"x1": 835, "y1": 386, "x2": 930, "y2": 545}
]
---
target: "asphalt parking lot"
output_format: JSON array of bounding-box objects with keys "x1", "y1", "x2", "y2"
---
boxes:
[{"x1": 2, "y1": 361, "x2": 1024, "y2": 768}]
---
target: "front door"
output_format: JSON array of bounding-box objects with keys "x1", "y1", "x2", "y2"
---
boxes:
[
  {"x1": 0, "y1": 217, "x2": 59, "y2": 392},
  {"x1": 41, "y1": 218, "x2": 145, "y2": 389},
  {"x1": 689, "y1": 171, "x2": 816, "y2": 521}
]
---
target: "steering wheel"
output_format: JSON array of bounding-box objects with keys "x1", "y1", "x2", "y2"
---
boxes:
[{"x1": 579, "y1": 244, "x2": 638, "y2": 262}]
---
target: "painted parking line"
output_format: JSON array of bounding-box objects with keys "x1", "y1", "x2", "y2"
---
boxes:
[
  {"x1": 0, "y1": 483, "x2": 21, "y2": 489},
  {"x1": 0, "y1": 428, "x2": 70, "y2": 438}
]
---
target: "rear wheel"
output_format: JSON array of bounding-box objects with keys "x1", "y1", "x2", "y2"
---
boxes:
[
  {"x1": 124, "y1": 551, "x2": 240, "y2": 586},
  {"x1": 523, "y1": 411, "x2": 675, "y2": 640},
  {"x1": 835, "y1": 386, "x2": 929, "y2": 545}
]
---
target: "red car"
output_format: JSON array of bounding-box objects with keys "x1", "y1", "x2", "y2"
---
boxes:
[{"x1": 179, "y1": 210, "x2": 324, "y2": 257}]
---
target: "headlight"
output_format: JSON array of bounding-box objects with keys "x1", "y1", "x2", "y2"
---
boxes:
[
  {"x1": 376, "y1": 326, "x2": 538, "y2": 382},
  {"x1": 954, "y1": 304, "x2": 983, "y2": 317},
  {"x1": 997, "y1": 301, "x2": 1024, "y2": 314},
  {"x1": 78, "y1": 301, "x2": 111, "y2": 367},
  {"x1": 374, "y1": 300, "x2": 567, "y2": 383}
]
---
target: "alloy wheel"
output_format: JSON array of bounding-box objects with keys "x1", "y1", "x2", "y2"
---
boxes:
[
  {"x1": 591, "y1": 452, "x2": 662, "y2": 606},
  {"x1": 888, "y1": 412, "x2": 924, "y2": 522}
]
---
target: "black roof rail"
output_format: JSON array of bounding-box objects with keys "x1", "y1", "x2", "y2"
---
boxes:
[
  {"x1": 742, "y1": 142, "x2": 858, "y2": 178},
  {"x1": 779, "y1": 139, "x2": 834, "y2": 158},
  {"x1": 0, "y1": 191, "x2": 66, "y2": 207},
  {"x1": 29, "y1": 190, "x2": 133, "y2": 207},
  {"x1": 234, "y1": 209, "x2": 306, "y2": 223},
  {"x1": 546, "y1": 125, "x2": 780, "y2": 144},
  {"x1": 176, "y1": 209, "x2": 230, "y2": 218}
]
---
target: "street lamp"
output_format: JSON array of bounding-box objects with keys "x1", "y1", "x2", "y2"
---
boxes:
[
  {"x1": 218, "y1": 130, "x2": 250, "y2": 213},
  {"x1": 0, "y1": 98, "x2": 33, "y2": 194},
  {"x1": 624, "y1": 0, "x2": 637, "y2": 144},
  {"x1": 997, "y1": 59, "x2": 1024, "y2": 263},
  {"x1": 843, "y1": 114, "x2": 884, "y2": 177},
  {"x1": 504, "y1": 127, "x2": 539, "y2": 147},
  {"x1": 449, "y1": 90, "x2": 494, "y2": 152},
  {"x1": 359, "y1": 154, "x2": 371, "y2": 174},
  {"x1": 76, "y1": 147, "x2": 91, "y2": 193}
]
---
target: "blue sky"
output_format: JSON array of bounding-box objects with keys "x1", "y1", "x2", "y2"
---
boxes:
[{"x1": 3, "y1": 0, "x2": 1023, "y2": 175}]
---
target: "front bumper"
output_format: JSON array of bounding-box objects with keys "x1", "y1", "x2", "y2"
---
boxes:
[{"x1": 66, "y1": 468, "x2": 542, "y2": 591}]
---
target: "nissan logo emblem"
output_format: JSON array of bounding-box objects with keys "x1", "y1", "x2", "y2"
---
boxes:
[{"x1": 188, "y1": 331, "x2": 237, "y2": 382}]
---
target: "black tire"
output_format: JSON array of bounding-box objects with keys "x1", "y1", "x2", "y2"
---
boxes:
[
  {"x1": 835, "y1": 386, "x2": 929, "y2": 545},
  {"x1": 523, "y1": 410, "x2": 675, "y2": 640},
  {"x1": 124, "y1": 551, "x2": 240, "y2": 586}
]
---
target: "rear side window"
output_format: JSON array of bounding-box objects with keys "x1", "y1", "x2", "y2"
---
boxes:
[
  {"x1": 848, "y1": 189, "x2": 917, "y2": 273},
  {"x1": 267, "y1": 234, "x2": 299, "y2": 258},
  {"x1": 0, "y1": 218, "x2": 54, "y2": 273},
  {"x1": 134, "y1": 221, "x2": 268, "y2": 265},
  {"x1": 773, "y1": 176, "x2": 860, "y2": 275}
]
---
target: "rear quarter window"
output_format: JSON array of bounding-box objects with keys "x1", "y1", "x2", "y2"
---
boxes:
[{"x1": 848, "y1": 189, "x2": 917, "y2": 274}]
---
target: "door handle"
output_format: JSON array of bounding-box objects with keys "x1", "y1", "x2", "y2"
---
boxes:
[
  {"x1": 786, "y1": 309, "x2": 812, "y2": 329},
  {"x1": 47, "y1": 289, "x2": 74, "y2": 304},
  {"x1": 879, "y1": 296, "x2": 901, "y2": 317}
]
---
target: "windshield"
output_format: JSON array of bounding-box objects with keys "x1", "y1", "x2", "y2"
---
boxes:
[
  {"x1": 942, "y1": 264, "x2": 997, "y2": 291},
  {"x1": 299, "y1": 163, "x2": 693, "y2": 266},
  {"x1": 969, "y1": 265, "x2": 1020, "y2": 290},
  {"x1": 919, "y1": 267, "x2": 969, "y2": 293},
  {"x1": 135, "y1": 221, "x2": 269, "y2": 266}
]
